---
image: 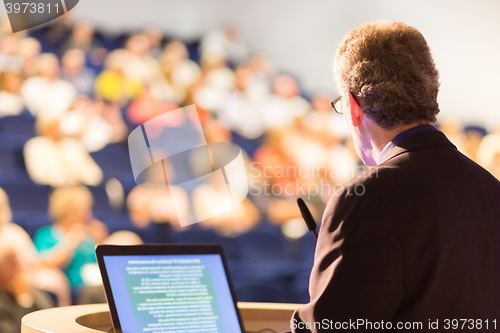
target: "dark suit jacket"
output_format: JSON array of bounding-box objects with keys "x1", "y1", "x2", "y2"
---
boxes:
[{"x1": 292, "y1": 129, "x2": 500, "y2": 332}]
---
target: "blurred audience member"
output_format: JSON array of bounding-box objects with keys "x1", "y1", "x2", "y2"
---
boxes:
[
  {"x1": 193, "y1": 173, "x2": 261, "y2": 236},
  {"x1": 219, "y1": 65, "x2": 265, "y2": 140},
  {"x1": 62, "y1": 20, "x2": 98, "y2": 54},
  {"x1": 200, "y1": 26, "x2": 248, "y2": 65},
  {"x1": 103, "y1": 230, "x2": 143, "y2": 246},
  {"x1": 261, "y1": 75, "x2": 310, "y2": 129},
  {"x1": 127, "y1": 160, "x2": 190, "y2": 230},
  {"x1": 121, "y1": 34, "x2": 162, "y2": 83},
  {"x1": 0, "y1": 71, "x2": 25, "y2": 117},
  {"x1": 194, "y1": 46, "x2": 234, "y2": 114},
  {"x1": 33, "y1": 186, "x2": 108, "y2": 299},
  {"x1": 159, "y1": 41, "x2": 201, "y2": 104},
  {"x1": 203, "y1": 116, "x2": 232, "y2": 143},
  {"x1": 477, "y1": 131, "x2": 500, "y2": 180},
  {"x1": 253, "y1": 130, "x2": 298, "y2": 189},
  {"x1": 0, "y1": 35, "x2": 23, "y2": 73},
  {"x1": 0, "y1": 188, "x2": 71, "y2": 306},
  {"x1": 127, "y1": 86, "x2": 179, "y2": 125},
  {"x1": 61, "y1": 96, "x2": 127, "y2": 152},
  {"x1": 18, "y1": 37, "x2": 41, "y2": 78},
  {"x1": 247, "y1": 52, "x2": 276, "y2": 79},
  {"x1": 61, "y1": 48, "x2": 95, "y2": 96},
  {"x1": 439, "y1": 118, "x2": 467, "y2": 155},
  {"x1": 95, "y1": 50, "x2": 143, "y2": 104},
  {"x1": 0, "y1": 248, "x2": 53, "y2": 333},
  {"x1": 24, "y1": 118, "x2": 103, "y2": 186},
  {"x1": 463, "y1": 127, "x2": 486, "y2": 163},
  {"x1": 142, "y1": 26, "x2": 164, "y2": 59},
  {"x1": 267, "y1": 198, "x2": 306, "y2": 226},
  {"x1": 0, "y1": 189, "x2": 55, "y2": 333},
  {"x1": 21, "y1": 53, "x2": 77, "y2": 120},
  {"x1": 62, "y1": 20, "x2": 107, "y2": 68},
  {"x1": 303, "y1": 93, "x2": 350, "y2": 142}
]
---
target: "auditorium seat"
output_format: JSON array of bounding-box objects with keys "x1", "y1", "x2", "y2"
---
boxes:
[
  {"x1": 87, "y1": 184, "x2": 111, "y2": 212},
  {"x1": 289, "y1": 270, "x2": 312, "y2": 304},
  {"x1": 1, "y1": 183, "x2": 50, "y2": 211},
  {"x1": 90, "y1": 142, "x2": 132, "y2": 179},
  {"x1": 232, "y1": 273, "x2": 288, "y2": 303},
  {"x1": 102, "y1": 213, "x2": 160, "y2": 244},
  {"x1": 235, "y1": 283, "x2": 286, "y2": 303},
  {"x1": 0, "y1": 146, "x2": 18, "y2": 170},
  {"x1": 20, "y1": 211, "x2": 51, "y2": 238},
  {"x1": 235, "y1": 229, "x2": 290, "y2": 262},
  {"x1": 0, "y1": 113, "x2": 36, "y2": 150}
]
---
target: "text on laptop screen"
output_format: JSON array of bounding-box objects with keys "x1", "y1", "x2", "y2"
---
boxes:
[{"x1": 103, "y1": 254, "x2": 242, "y2": 333}]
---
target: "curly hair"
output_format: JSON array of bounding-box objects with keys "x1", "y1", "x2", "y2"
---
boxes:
[{"x1": 334, "y1": 20, "x2": 440, "y2": 130}]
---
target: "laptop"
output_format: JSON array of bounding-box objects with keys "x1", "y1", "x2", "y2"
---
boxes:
[{"x1": 96, "y1": 244, "x2": 245, "y2": 333}]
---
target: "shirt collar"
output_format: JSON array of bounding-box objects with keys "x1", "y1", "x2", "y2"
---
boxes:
[{"x1": 376, "y1": 124, "x2": 438, "y2": 165}]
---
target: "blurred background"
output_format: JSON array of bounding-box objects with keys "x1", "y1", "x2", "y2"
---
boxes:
[{"x1": 1, "y1": 0, "x2": 500, "y2": 328}]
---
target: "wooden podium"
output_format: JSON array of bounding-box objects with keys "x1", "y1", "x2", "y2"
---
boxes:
[{"x1": 22, "y1": 302, "x2": 300, "y2": 333}]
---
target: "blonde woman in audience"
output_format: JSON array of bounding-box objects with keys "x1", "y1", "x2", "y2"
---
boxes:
[
  {"x1": 33, "y1": 186, "x2": 108, "y2": 300},
  {"x1": 20, "y1": 53, "x2": 77, "y2": 120},
  {"x1": 0, "y1": 188, "x2": 71, "y2": 307},
  {"x1": 24, "y1": 118, "x2": 103, "y2": 186}
]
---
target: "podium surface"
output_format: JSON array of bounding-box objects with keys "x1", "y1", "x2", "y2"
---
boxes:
[{"x1": 22, "y1": 302, "x2": 300, "y2": 333}]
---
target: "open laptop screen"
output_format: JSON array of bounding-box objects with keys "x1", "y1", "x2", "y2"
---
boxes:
[{"x1": 96, "y1": 245, "x2": 244, "y2": 333}]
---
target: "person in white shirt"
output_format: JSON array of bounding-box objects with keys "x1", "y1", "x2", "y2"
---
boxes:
[
  {"x1": 24, "y1": 118, "x2": 103, "y2": 186},
  {"x1": 20, "y1": 53, "x2": 77, "y2": 120}
]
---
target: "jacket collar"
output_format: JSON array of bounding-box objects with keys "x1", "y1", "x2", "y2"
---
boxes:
[{"x1": 380, "y1": 126, "x2": 456, "y2": 164}]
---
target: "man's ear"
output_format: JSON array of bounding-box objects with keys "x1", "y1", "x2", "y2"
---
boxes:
[{"x1": 347, "y1": 92, "x2": 363, "y2": 127}]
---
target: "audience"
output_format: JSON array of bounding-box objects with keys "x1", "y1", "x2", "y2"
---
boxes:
[{"x1": 0, "y1": 18, "x2": 498, "y2": 323}]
